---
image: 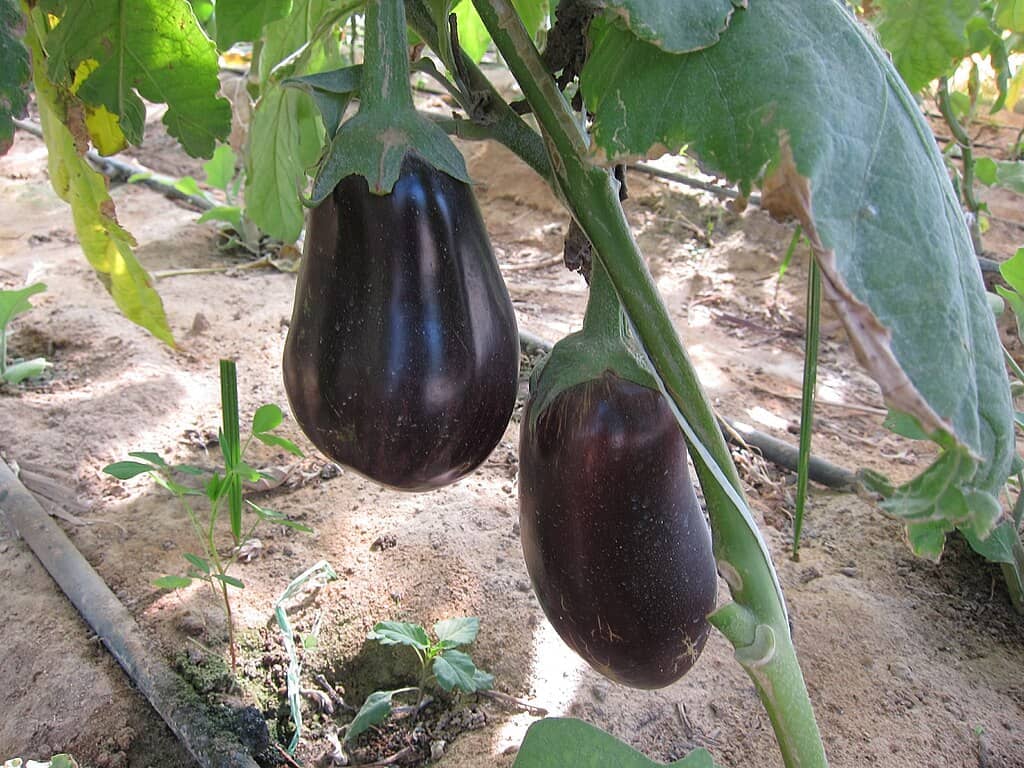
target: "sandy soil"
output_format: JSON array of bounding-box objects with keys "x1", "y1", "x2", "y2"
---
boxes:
[{"x1": 1, "y1": 96, "x2": 1024, "y2": 768}]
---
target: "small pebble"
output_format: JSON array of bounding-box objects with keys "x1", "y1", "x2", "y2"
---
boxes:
[
  {"x1": 839, "y1": 566, "x2": 858, "y2": 578},
  {"x1": 430, "y1": 740, "x2": 446, "y2": 761},
  {"x1": 515, "y1": 580, "x2": 531, "y2": 593}
]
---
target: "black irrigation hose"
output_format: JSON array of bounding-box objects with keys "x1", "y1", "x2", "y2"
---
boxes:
[
  {"x1": 518, "y1": 331, "x2": 859, "y2": 490},
  {"x1": 0, "y1": 459, "x2": 261, "y2": 768}
]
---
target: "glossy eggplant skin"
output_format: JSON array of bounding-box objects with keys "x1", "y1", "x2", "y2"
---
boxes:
[
  {"x1": 283, "y1": 154, "x2": 519, "y2": 491},
  {"x1": 519, "y1": 371, "x2": 717, "y2": 689}
]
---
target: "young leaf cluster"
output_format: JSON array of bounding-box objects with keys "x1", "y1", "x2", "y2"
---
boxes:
[{"x1": 346, "y1": 617, "x2": 493, "y2": 743}]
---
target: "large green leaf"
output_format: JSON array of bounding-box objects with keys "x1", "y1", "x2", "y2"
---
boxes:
[
  {"x1": 513, "y1": 719, "x2": 721, "y2": 768},
  {"x1": 996, "y1": 0, "x2": 1024, "y2": 31},
  {"x1": 874, "y1": 0, "x2": 978, "y2": 91},
  {"x1": 44, "y1": 0, "x2": 230, "y2": 157},
  {"x1": 582, "y1": 0, "x2": 1014, "y2": 558},
  {"x1": 0, "y1": 0, "x2": 29, "y2": 155},
  {"x1": 246, "y1": 86, "x2": 322, "y2": 241},
  {"x1": 215, "y1": 0, "x2": 292, "y2": 49},
  {"x1": 28, "y1": 20, "x2": 174, "y2": 345},
  {"x1": 600, "y1": 0, "x2": 739, "y2": 53},
  {"x1": 244, "y1": 0, "x2": 339, "y2": 242}
]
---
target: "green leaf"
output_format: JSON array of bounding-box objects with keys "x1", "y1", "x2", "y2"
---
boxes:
[
  {"x1": 433, "y1": 649, "x2": 480, "y2": 692},
  {"x1": 282, "y1": 66, "x2": 360, "y2": 139},
  {"x1": 152, "y1": 473, "x2": 202, "y2": 497},
  {"x1": 601, "y1": 0, "x2": 739, "y2": 54},
  {"x1": 346, "y1": 689, "x2": 398, "y2": 743},
  {"x1": 999, "y1": 248, "x2": 1024, "y2": 294},
  {"x1": 512, "y1": 718, "x2": 722, "y2": 768},
  {"x1": 0, "y1": 0, "x2": 30, "y2": 155},
  {"x1": 0, "y1": 283, "x2": 46, "y2": 331},
  {"x1": 452, "y1": 0, "x2": 492, "y2": 63},
  {"x1": 2, "y1": 357, "x2": 50, "y2": 384},
  {"x1": 367, "y1": 621, "x2": 430, "y2": 650},
  {"x1": 883, "y1": 410, "x2": 930, "y2": 441},
  {"x1": 471, "y1": 667, "x2": 494, "y2": 691},
  {"x1": 996, "y1": 0, "x2": 1024, "y2": 31},
  {"x1": 183, "y1": 552, "x2": 211, "y2": 574},
  {"x1": 202, "y1": 144, "x2": 237, "y2": 192},
  {"x1": 127, "y1": 451, "x2": 167, "y2": 467},
  {"x1": 977, "y1": 160, "x2": 1024, "y2": 194},
  {"x1": 173, "y1": 176, "x2": 203, "y2": 197},
  {"x1": 212, "y1": 573, "x2": 244, "y2": 589},
  {"x1": 215, "y1": 0, "x2": 293, "y2": 50},
  {"x1": 876, "y1": 442, "x2": 1005, "y2": 555},
  {"x1": 44, "y1": 0, "x2": 230, "y2": 157},
  {"x1": 245, "y1": 85, "x2": 322, "y2": 242},
  {"x1": 247, "y1": 500, "x2": 314, "y2": 532},
  {"x1": 511, "y1": 0, "x2": 547, "y2": 40},
  {"x1": 196, "y1": 206, "x2": 243, "y2": 230},
  {"x1": 995, "y1": 286, "x2": 1024, "y2": 338},
  {"x1": 874, "y1": 0, "x2": 978, "y2": 92},
  {"x1": 254, "y1": 432, "x2": 305, "y2": 457},
  {"x1": 153, "y1": 575, "x2": 193, "y2": 590},
  {"x1": 583, "y1": 0, "x2": 1014, "y2": 504},
  {"x1": 252, "y1": 403, "x2": 284, "y2": 434},
  {"x1": 103, "y1": 461, "x2": 155, "y2": 480},
  {"x1": 27, "y1": 27, "x2": 174, "y2": 346},
  {"x1": 433, "y1": 616, "x2": 480, "y2": 647}
]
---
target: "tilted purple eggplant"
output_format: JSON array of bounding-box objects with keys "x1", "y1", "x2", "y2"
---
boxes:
[{"x1": 518, "y1": 266, "x2": 717, "y2": 688}]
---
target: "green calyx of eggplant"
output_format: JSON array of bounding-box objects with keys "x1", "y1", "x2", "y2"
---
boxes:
[
  {"x1": 301, "y1": 0, "x2": 470, "y2": 205},
  {"x1": 527, "y1": 258, "x2": 660, "y2": 429}
]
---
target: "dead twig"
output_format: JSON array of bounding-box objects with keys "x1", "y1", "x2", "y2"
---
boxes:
[
  {"x1": 274, "y1": 744, "x2": 304, "y2": 768},
  {"x1": 475, "y1": 689, "x2": 548, "y2": 716},
  {"x1": 316, "y1": 673, "x2": 355, "y2": 712},
  {"x1": 355, "y1": 745, "x2": 419, "y2": 767},
  {"x1": 501, "y1": 254, "x2": 565, "y2": 272}
]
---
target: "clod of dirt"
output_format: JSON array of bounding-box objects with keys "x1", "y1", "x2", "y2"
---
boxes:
[{"x1": 175, "y1": 648, "x2": 236, "y2": 695}]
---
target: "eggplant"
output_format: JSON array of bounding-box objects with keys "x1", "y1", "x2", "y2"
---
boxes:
[
  {"x1": 519, "y1": 367, "x2": 718, "y2": 689},
  {"x1": 283, "y1": 154, "x2": 519, "y2": 491}
]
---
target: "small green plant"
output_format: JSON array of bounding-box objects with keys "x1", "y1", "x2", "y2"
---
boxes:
[
  {"x1": 103, "y1": 359, "x2": 310, "y2": 670},
  {"x1": 3, "y1": 757, "x2": 78, "y2": 768},
  {"x1": 346, "y1": 617, "x2": 493, "y2": 744},
  {"x1": 132, "y1": 144, "x2": 264, "y2": 253},
  {"x1": 0, "y1": 282, "x2": 49, "y2": 386}
]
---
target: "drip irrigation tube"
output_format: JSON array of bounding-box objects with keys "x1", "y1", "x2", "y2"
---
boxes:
[{"x1": 0, "y1": 458, "x2": 261, "y2": 768}]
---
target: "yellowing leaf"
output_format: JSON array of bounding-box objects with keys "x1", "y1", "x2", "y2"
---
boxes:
[
  {"x1": 69, "y1": 58, "x2": 127, "y2": 154},
  {"x1": 27, "y1": 22, "x2": 174, "y2": 346},
  {"x1": 83, "y1": 104, "x2": 127, "y2": 155}
]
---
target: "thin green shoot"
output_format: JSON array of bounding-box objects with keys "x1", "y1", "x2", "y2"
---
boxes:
[
  {"x1": 103, "y1": 360, "x2": 307, "y2": 671},
  {"x1": 793, "y1": 249, "x2": 821, "y2": 560}
]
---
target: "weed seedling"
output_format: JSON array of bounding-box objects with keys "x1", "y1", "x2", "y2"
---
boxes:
[
  {"x1": 0, "y1": 282, "x2": 49, "y2": 386},
  {"x1": 346, "y1": 617, "x2": 493, "y2": 744},
  {"x1": 104, "y1": 359, "x2": 310, "y2": 670}
]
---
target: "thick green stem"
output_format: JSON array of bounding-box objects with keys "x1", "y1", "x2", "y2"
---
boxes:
[
  {"x1": 404, "y1": 0, "x2": 553, "y2": 185},
  {"x1": 359, "y1": 0, "x2": 414, "y2": 114},
  {"x1": 793, "y1": 257, "x2": 821, "y2": 560},
  {"x1": 471, "y1": 2, "x2": 826, "y2": 765},
  {"x1": 937, "y1": 78, "x2": 982, "y2": 252}
]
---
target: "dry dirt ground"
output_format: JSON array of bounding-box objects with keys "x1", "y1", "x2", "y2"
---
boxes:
[{"x1": 2, "y1": 97, "x2": 1024, "y2": 768}]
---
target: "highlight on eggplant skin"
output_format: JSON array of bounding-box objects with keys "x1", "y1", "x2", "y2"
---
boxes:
[
  {"x1": 283, "y1": 154, "x2": 520, "y2": 492},
  {"x1": 518, "y1": 371, "x2": 718, "y2": 689}
]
